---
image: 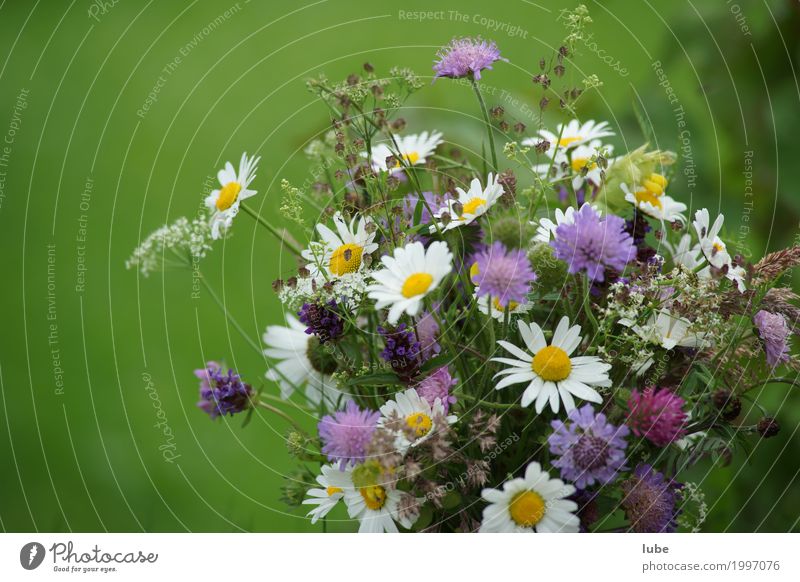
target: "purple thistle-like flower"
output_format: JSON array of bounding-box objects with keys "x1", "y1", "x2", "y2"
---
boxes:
[
  {"x1": 195, "y1": 362, "x2": 253, "y2": 419},
  {"x1": 548, "y1": 404, "x2": 629, "y2": 489},
  {"x1": 551, "y1": 204, "x2": 636, "y2": 282},
  {"x1": 379, "y1": 324, "x2": 422, "y2": 382},
  {"x1": 621, "y1": 464, "x2": 682, "y2": 533},
  {"x1": 416, "y1": 310, "x2": 441, "y2": 359},
  {"x1": 433, "y1": 37, "x2": 506, "y2": 81},
  {"x1": 626, "y1": 387, "x2": 687, "y2": 447},
  {"x1": 298, "y1": 299, "x2": 344, "y2": 344},
  {"x1": 415, "y1": 367, "x2": 458, "y2": 413},
  {"x1": 754, "y1": 310, "x2": 791, "y2": 367},
  {"x1": 318, "y1": 400, "x2": 380, "y2": 468},
  {"x1": 472, "y1": 241, "x2": 537, "y2": 308},
  {"x1": 403, "y1": 191, "x2": 450, "y2": 226}
]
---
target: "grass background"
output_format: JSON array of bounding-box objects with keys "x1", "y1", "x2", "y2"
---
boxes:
[{"x1": 1, "y1": 0, "x2": 799, "y2": 532}]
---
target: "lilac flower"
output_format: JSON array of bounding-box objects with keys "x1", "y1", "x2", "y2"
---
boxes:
[
  {"x1": 626, "y1": 388, "x2": 687, "y2": 447},
  {"x1": 195, "y1": 362, "x2": 253, "y2": 419},
  {"x1": 415, "y1": 367, "x2": 458, "y2": 413},
  {"x1": 416, "y1": 310, "x2": 441, "y2": 359},
  {"x1": 472, "y1": 241, "x2": 536, "y2": 308},
  {"x1": 403, "y1": 191, "x2": 450, "y2": 226},
  {"x1": 433, "y1": 37, "x2": 506, "y2": 81},
  {"x1": 754, "y1": 310, "x2": 791, "y2": 367},
  {"x1": 548, "y1": 404, "x2": 629, "y2": 489},
  {"x1": 620, "y1": 464, "x2": 682, "y2": 533},
  {"x1": 318, "y1": 400, "x2": 380, "y2": 468},
  {"x1": 298, "y1": 299, "x2": 344, "y2": 344},
  {"x1": 379, "y1": 324, "x2": 422, "y2": 382},
  {"x1": 551, "y1": 204, "x2": 635, "y2": 282}
]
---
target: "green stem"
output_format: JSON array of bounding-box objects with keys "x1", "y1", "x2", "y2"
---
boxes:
[
  {"x1": 470, "y1": 77, "x2": 497, "y2": 173},
  {"x1": 197, "y1": 272, "x2": 263, "y2": 357},
  {"x1": 457, "y1": 392, "x2": 525, "y2": 411},
  {"x1": 240, "y1": 203, "x2": 303, "y2": 256},
  {"x1": 256, "y1": 401, "x2": 307, "y2": 433}
]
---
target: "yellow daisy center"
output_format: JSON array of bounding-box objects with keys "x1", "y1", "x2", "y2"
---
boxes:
[
  {"x1": 392, "y1": 152, "x2": 420, "y2": 167},
  {"x1": 461, "y1": 197, "x2": 486, "y2": 217},
  {"x1": 216, "y1": 182, "x2": 242, "y2": 211},
  {"x1": 712, "y1": 241, "x2": 726, "y2": 254},
  {"x1": 359, "y1": 485, "x2": 387, "y2": 510},
  {"x1": 509, "y1": 490, "x2": 546, "y2": 527},
  {"x1": 634, "y1": 189, "x2": 663, "y2": 210},
  {"x1": 329, "y1": 243, "x2": 363, "y2": 276},
  {"x1": 401, "y1": 272, "x2": 433, "y2": 298},
  {"x1": 559, "y1": 136, "x2": 581, "y2": 147},
  {"x1": 493, "y1": 298, "x2": 519, "y2": 311},
  {"x1": 406, "y1": 412, "x2": 433, "y2": 438},
  {"x1": 570, "y1": 157, "x2": 596, "y2": 173},
  {"x1": 532, "y1": 345, "x2": 572, "y2": 382},
  {"x1": 469, "y1": 262, "x2": 480, "y2": 283},
  {"x1": 326, "y1": 486, "x2": 343, "y2": 496}
]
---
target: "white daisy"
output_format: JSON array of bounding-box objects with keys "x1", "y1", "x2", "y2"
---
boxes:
[
  {"x1": 378, "y1": 388, "x2": 457, "y2": 453},
  {"x1": 663, "y1": 233, "x2": 705, "y2": 272},
  {"x1": 263, "y1": 314, "x2": 340, "y2": 407},
  {"x1": 475, "y1": 291, "x2": 532, "y2": 321},
  {"x1": 566, "y1": 140, "x2": 614, "y2": 190},
  {"x1": 343, "y1": 482, "x2": 417, "y2": 533},
  {"x1": 622, "y1": 173, "x2": 686, "y2": 223},
  {"x1": 479, "y1": 461, "x2": 579, "y2": 533},
  {"x1": 204, "y1": 152, "x2": 260, "y2": 239},
  {"x1": 491, "y1": 316, "x2": 611, "y2": 414},
  {"x1": 367, "y1": 241, "x2": 453, "y2": 324},
  {"x1": 301, "y1": 212, "x2": 378, "y2": 278},
  {"x1": 302, "y1": 464, "x2": 352, "y2": 524},
  {"x1": 431, "y1": 173, "x2": 504, "y2": 232},
  {"x1": 369, "y1": 131, "x2": 443, "y2": 173},
  {"x1": 532, "y1": 203, "x2": 600, "y2": 243},
  {"x1": 524, "y1": 119, "x2": 614, "y2": 151},
  {"x1": 692, "y1": 209, "x2": 746, "y2": 291}
]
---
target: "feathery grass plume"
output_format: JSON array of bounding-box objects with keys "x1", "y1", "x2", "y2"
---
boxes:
[
  {"x1": 599, "y1": 144, "x2": 676, "y2": 212},
  {"x1": 752, "y1": 245, "x2": 800, "y2": 285}
]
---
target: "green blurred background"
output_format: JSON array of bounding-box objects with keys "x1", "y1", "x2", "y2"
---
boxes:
[{"x1": 1, "y1": 0, "x2": 799, "y2": 532}]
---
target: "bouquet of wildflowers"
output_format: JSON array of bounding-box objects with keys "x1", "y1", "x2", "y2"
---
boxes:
[{"x1": 129, "y1": 13, "x2": 800, "y2": 533}]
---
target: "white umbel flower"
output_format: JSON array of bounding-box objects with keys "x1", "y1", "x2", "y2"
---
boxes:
[
  {"x1": 378, "y1": 388, "x2": 457, "y2": 453},
  {"x1": 431, "y1": 173, "x2": 504, "y2": 232},
  {"x1": 204, "y1": 152, "x2": 260, "y2": 239},
  {"x1": 491, "y1": 316, "x2": 611, "y2": 414},
  {"x1": 367, "y1": 241, "x2": 453, "y2": 324},
  {"x1": 301, "y1": 212, "x2": 378, "y2": 278},
  {"x1": 302, "y1": 464, "x2": 353, "y2": 524},
  {"x1": 479, "y1": 461, "x2": 579, "y2": 533},
  {"x1": 370, "y1": 131, "x2": 443, "y2": 173},
  {"x1": 263, "y1": 314, "x2": 339, "y2": 407},
  {"x1": 621, "y1": 173, "x2": 686, "y2": 223}
]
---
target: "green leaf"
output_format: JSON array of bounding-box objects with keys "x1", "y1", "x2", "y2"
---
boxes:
[
  {"x1": 420, "y1": 354, "x2": 452, "y2": 374},
  {"x1": 413, "y1": 197, "x2": 424, "y2": 227},
  {"x1": 347, "y1": 372, "x2": 401, "y2": 386}
]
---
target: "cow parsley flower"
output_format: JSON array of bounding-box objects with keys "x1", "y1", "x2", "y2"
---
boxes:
[{"x1": 126, "y1": 216, "x2": 212, "y2": 276}]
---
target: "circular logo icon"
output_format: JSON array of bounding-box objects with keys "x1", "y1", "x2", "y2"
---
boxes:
[{"x1": 20, "y1": 542, "x2": 46, "y2": 570}]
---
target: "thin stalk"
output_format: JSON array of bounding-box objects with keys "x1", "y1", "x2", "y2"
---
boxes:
[
  {"x1": 470, "y1": 77, "x2": 497, "y2": 173},
  {"x1": 240, "y1": 203, "x2": 303, "y2": 256},
  {"x1": 256, "y1": 400, "x2": 307, "y2": 433}
]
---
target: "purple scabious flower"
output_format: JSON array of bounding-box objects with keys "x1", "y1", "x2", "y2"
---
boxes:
[
  {"x1": 433, "y1": 37, "x2": 506, "y2": 80},
  {"x1": 548, "y1": 404, "x2": 629, "y2": 489},
  {"x1": 621, "y1": 464, "x2": 682, "y2": 533},
  {"x1": 754, "y1": 310, "x2": 791, "y2": 367},
  {"x1": 379, "y1": 324, "x2": 422, "y2": 382},
  {"x1": 626, "y1": 388, "x2": 687, "y2": 447},
  {"x1": 416, "y1": 310, "x2": 441, "y2": 359},
  {"x1": 551, "y1": 204, "x2": 636, "y2": 282},
  {"x1": 472, "y1": 241, "x2": 537, "y2": 308},
  {"x1": 195, "y1": 362, "x2": 253, "y2": 419},
  {"x1": 403, "y1": 192, "x2": 449, "y2": 226},
  {"x1": 318, "y1": 400, "x2": 380, "y2": 468},
  {"x1": 298, "y1": 299, "x2": 344, "y2": 344},
  {"x1": 415, "y1": 367, "x2": 458, "y2": 413}
]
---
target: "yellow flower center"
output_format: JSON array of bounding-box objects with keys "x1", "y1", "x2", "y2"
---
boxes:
[
  {"x1": 392, "y1": 152, "x2": 420, "y2": 167},
  {"x1": 326, "y1": 486, "x2": 343, "y2": 496},
  {"x1": 493, "y1": 298, "x2": 519, "y2": 312},
  {"x1": 712, "y1": 241, "x2": 726, "y2": 254},
  {"x1": 461, "y1": 197, "x2": 486, "y2": 217},
  {"x1": 559, "y1": 136, "x2": 581, "y2": 147},
  {"x1": 401, "y1": 272, "x2": 433, "y2": 298},
  {"x1": 329, "y1": 243, "x2": 363, "y2": 276},
  {"x1": 532, "y1": 345, "x2": 572, "y2": 382},
  {"x1": 359, "y1": 485, "x2": 387, "y2": 510},
  {"x1": 570, "y1": 157, "x2": 596, "y2": 173},
  {"x1": 469, "y1": 262, "x2": 480, "y2": 284},
  {"x1": 406, "y1": 412, "x2": 433, "y2": 438},
  {"x1": 216, "y1": 182, "x2": 242, "y2": 211},
  {"x1": 509, "y1": 490, "x2": 546, "y2": 527},
  {"x1": 634, "y1": 189, "x2": 663, "y2": 210}
]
